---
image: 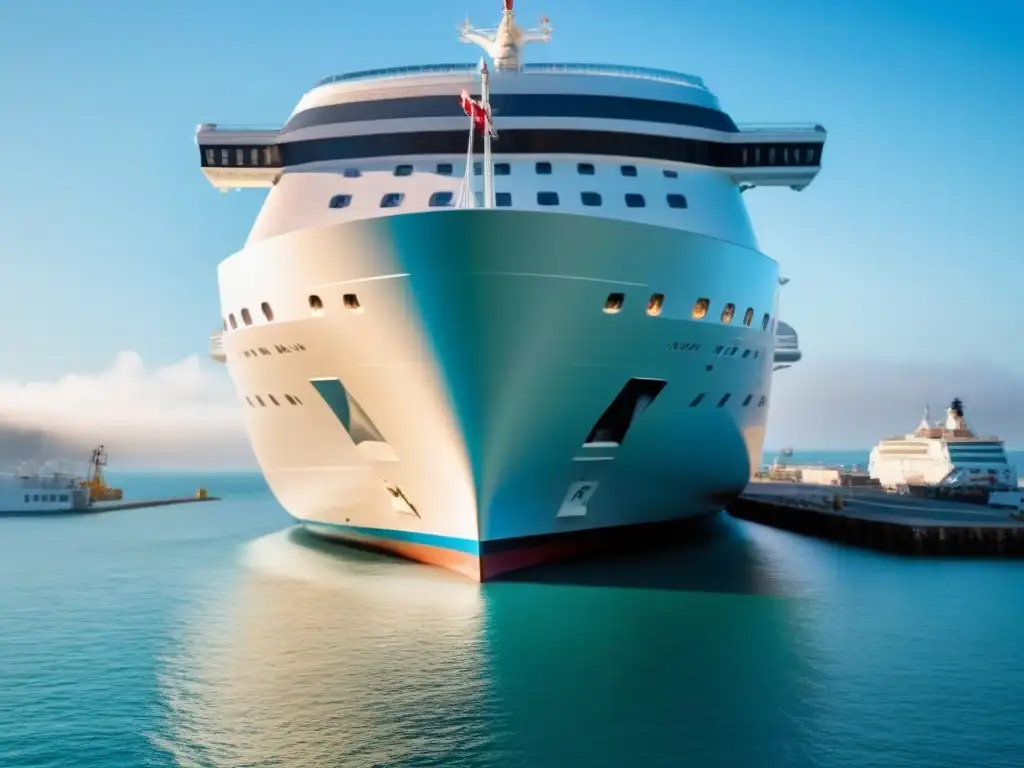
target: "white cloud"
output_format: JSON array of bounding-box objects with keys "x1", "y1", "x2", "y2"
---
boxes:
[{"x1": 0, "y1": 351, "x2": 254, "y2": 470}]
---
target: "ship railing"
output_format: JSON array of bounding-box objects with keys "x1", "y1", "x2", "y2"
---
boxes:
[
  {"x1": 775, "y1": 333, "x2": 799, "y2": 348},
  {"x1": 209, "y1": 332, "x2": 225, "y2": 351},
  {"x1": 315, "y1": 62, "x2": 707, "y2": 89},
  {"x1": 737, "y1": 122, "x2": 826, "y2": 135}
]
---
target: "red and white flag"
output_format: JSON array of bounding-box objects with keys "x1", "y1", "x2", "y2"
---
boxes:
[{"x1": 460, "y1": 89, "x2": 497, "y2": 138}]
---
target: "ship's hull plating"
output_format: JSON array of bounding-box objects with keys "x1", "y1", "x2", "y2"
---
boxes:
[{"x1": 219, "y1": 210, "x2": 778, "y2": 580}]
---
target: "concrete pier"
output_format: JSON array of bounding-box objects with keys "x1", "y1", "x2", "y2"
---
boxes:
[
  {"x1": 89, "y1": 495, "x2": 221, "y2": 512},
  {"x1": 727, "y1": 481, "x2": 1024, "y2": 556}
]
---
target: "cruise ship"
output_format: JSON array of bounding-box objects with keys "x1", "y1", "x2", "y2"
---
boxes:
[
  {"x1": 868, "y1": 399, "x2": 1019, "y2": 490},
  {"x1": 199, "y1": 1, "x2": 827, "y2": 580}
]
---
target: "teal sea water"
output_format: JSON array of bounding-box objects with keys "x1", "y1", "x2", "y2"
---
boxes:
[{"x1": 2, "y1": 451, "x2": 1023, "y2": 767}]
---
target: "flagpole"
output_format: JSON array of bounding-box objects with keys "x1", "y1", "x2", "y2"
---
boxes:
[{"x1": 479, "y1": 57, "x2": 493, "y2": 209}]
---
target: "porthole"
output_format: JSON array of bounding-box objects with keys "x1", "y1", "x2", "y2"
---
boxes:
[
  {"x1": 380, "y1": 193, "x2": 404, "y2": 208},
  {"x1": 666, "y1": 194, "x2": 688, "y2": 209},
  {"x1": 646, "y1": 294, "x2": 664, "y2": 317},
  {"x1": 720, "y1": 303, "x2": 735, "y2": 324},
  {"x1": 261, "y1": 302, "x2": 274, "y2": 322},
  {"x1": 761, "y1": 313, "x2": 770, "y2": 331},
  {"x1": 343, "y1": 293, "x2": 362, "y2": 312},
  {"x1": 394, "y1": 164, "x2": 413, "y2": 177},
  {"x1": 621, "y1": 165, "x2": 638, "y2": 177},
  {"x1": 537, "y1": 191, "x2": 559, "y2": 206},
  {"x1": 577, "y1": 163, "x2": 595, "y2": 175},
  {"x1": 329, "y1": 194, "x2": 352, "y2": 209},
  {"x1": 494, "y1": 163, "x2": 510, "y2": 175},
  {"x1": 691, "y1": 298, "x2": 710, "y2": 319},
  {"x1": 581, "y1": 191, "x2": 602, "y2": 206},
  {"x1": 308, "y1": 295, "x2": 323, "y2": 315},
  {"x1": 625, "y1": 193, "x2": 646, "y2": 208},
  {"x1": 535, "y1": 161, "x2": 552, "y2": 175},
  {"x1": 495, "y1": 192, "x2": 512, "y2": 207},
  {"x1": 436, "y1": 163, "x2": 453, "y2": 175},
  {"x1": 241, "y1": 308, "x2": 253, "y2": 326},
  {"x1": 743, "y1": 307, "x2": 754, "y2": 327},
  {"x1": 228, "y1": 313, "x2": 237, "y2": 330},
  {"x1": 604, "y1": 293, "x2": 625, "y2": 314},
  {"x1": 342, "y1": 168, "x2": 361, "y2": 178}
]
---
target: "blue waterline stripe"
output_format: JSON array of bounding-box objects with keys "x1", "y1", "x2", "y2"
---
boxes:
[{"x1": 298, "y1": 519, "x2": 481, "y2": 555}]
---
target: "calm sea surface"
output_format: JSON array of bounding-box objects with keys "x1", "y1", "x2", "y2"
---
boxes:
[{"x1": 2, "y1": 451, "x2": 1023, "y2": 767}]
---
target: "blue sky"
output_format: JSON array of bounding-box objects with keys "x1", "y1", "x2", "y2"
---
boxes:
[{"x1": 0, "y1": 0, "x2": 1021, "y2": 452}]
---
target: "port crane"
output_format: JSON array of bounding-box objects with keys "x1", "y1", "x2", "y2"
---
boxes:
[{"x1": 80, "y1": 445, "x2": 123, "y2": 503}]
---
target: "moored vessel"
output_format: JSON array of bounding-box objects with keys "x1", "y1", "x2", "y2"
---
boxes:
[{"x1": 198, "y1": 1, "x2": 828, "y2": 580}]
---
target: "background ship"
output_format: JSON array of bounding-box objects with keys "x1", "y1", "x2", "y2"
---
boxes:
[{"x1": 199, "y1": 1, "x2": 828, "y2": 580}]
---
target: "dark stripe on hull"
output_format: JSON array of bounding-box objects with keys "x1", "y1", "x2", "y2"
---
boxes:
[
  {"x1": 281, "y1": 94, "x2": 739, "y2": 135},
  {"x1": 301, "y1": 513, "x2": 720, "y2": 582},
  {"x1": 266, "y1": 129, "x2": 824, "y2": 170}
]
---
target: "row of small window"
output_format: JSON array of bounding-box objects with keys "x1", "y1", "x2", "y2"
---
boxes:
[
  {"x1": 689, "y1": 393, "x2": 769, "y2": 409},
  {"x1": 225, "y1": 302, "x2": 275, "y2": 330},
  {"x1": 739, "y1": 146, "x2": 816, "y2": 167},
  {"x1": 246, "y1": 394, "x2": 304, "y2": 408},
  {"x1": 329, "y1": 191, "x2": 689, "y2": 210},
  {"x1": 24, "y1": 493, "x2": 69, "y2": 503},
  {"x1": 603, "y1": 292, "x2": 772, "y2": 329},
  {"x1": 241, "y1": 343, "x2": 307, "y2": 357},
  {"x1": 204, "y1": 146, "x2": 281, "y2": 168},
  {"x1": 370, "y1": 162, "x2": 681, "y2": 178}
]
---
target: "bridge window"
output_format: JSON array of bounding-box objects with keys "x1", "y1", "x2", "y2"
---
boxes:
[
  {"x1": 220, "y1": 149, "x2": 229, "y2": 165},
  {"x1": 235, "y1": 148, "x2": 244, "y2": 166},
  {"x1": 692, "y1": 298, "x2": 710, "y2": 319},
  {"x1": 429, "y1": 191, "x2": 454, "y2": 207},
  {"x1": 204, "y1": 149, "x2": 215, "y2": 165},
  {"x1": 394, "y1": 164, "x2": 413, "y2": 177},
  {"x1": 761, "y1": 313, "x2": 770, "y2": 331},
  {"x1": 436, "y1": 163, "x2": 453, "y2": 175},
  {"x1": 768, "y1": 147, "x2": 776, "y2": 165},
  {"x1": 265, "y1": 147, "x2": 278, "y2": 166},
  {"x1": 343, "y1": 168, "x2": 361, "y2": 178},
  {"x1": 329, "y1": 194, "x2": 352, "y2": 209},
  {"x1": 581, "y1": 192, "x2": 602, "y2": 206},
  {"x1": 537, "y1": 191, "x2": 559, "y2": 206},
  {"x1": 667, "y1": 194, "x2": 688, "y2": 209},
  {"x1": 241, "y1": 308, "x2": 253, "y2": 326},
  {"x1": 807, "y1": 148, "x2": 816, "y2": 164},
  {"x1": 625, "y1": 193, "x2": 645, "y2": 208},
  {"x1": 577, "y1": 163, "x2": 595, "y2": 175},
  {"x1": 663, "y1": 169, "x2": 678, "y2": 178},
  {"x1": 380, "y1": 193, "x2": 404, "y2": 208},
  {"x1": 250, "y1": 148, "x2": 260, "y2": 165},
  {"x1": 743, "y1": 307, "x2": 754, "y2": 327},
  {"x1": 535, "y1": 161, "x2": 552, "y2": 175},
  {"x1": 261, "y1": 302, "x2": 274, "y2": 322},
  {"x1": 621, "y1": 165, "x2": 637, "y2": 177},
  {"x1": 496, "y1": 192, "x2": 512, "y2": 207},
  {"x1": 721, "y1": 303, "x2": 735, "y2": 324},
  {"x1": 228, "y1": 313, "x2": 237, "y2": 330},
  {"x1": 494, "y1": 163, "x2": 510, "y2": 175}
]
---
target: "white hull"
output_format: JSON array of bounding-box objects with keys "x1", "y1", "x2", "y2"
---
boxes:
[{"x1": 218, "y1": 208, "x2": 779, "y2": 577}]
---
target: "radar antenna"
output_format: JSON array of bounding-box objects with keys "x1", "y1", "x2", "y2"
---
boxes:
[{"x1": 459, "y1": 0, "x2": 553, "y2": 72}]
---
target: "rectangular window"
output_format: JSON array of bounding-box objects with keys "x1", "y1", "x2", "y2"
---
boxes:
[
  {"x1": 581, "y1": 192, "x2": 602, "y2": 206},
  {"x1": 577, "y1": 162, "x2": 595, "y2": 175},
  {"x1": 473, "y1": 162, "x2": 483, "y2": 176},
  {"x1": 494, "y1": 163, "x2": 510, "y2": 175},
  {"x1": 394, "y1": 164, "x2": 413, "y2": 177},
  {"x1": 537, "y1": 191, "x2": 559, "y2": 206},
  {"x1": 329, "y1": 194, "x2": 352, "y2": 209},
  {"x1": 380, "y1": 193, "x2": 404, "y2": 208},
  {"x1": 250, "y1": 148, "x2": 260, "y2": 166},
  {"x1": 23, "y1": 495, "x2": 28, "y2": 503},
  {"x1": 428, "y1": 191, "x2": 454, "y2": 207},
  {"x1": 236, "y1": 148, "x2": 245, "y2": 166},
  {"x1": 621, "y1": 165, "x2": 637, "y2": 177},
  {"x1": 535, "y1": 161, "x2": 552, "y2": 175},
  {"x1": 666, "y1": 193, "x2": 688, "y2": 209},
  {"x1": 495, "y1": 192, "x2": 512, "y2": 207},
  {"x1": 220, "y1": 148, "x2": 229, "y2": 165},
  {"x1": 663, "y1": 169, "x2": 679, "y2": 178},
  {"x1": 436, "y1": 163, "x2": 453, "y2": 175},
  {"x1": 625, "y1": 193, "x2": 646, "y2": 208},
  {"x1": 264, "y1": 147, "x2": 276, "y2": 166},
  {"x1": 343, "y1": 168, "x2": 361, "y2": 178},
  {"x1": 59, "y1": 494, "x2": 68, "y2": 502},
  {"x1": 204, "y1": 148, "x2": 215, "y2": 165}
]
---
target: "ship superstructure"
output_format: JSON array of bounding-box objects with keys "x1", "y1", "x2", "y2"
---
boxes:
[
  {"x1": 868, "y1": 399, "x2": 1018, "y2": 490},
  {"x1": 197, "y1": 2, "x2": 827, "y2": 580}
]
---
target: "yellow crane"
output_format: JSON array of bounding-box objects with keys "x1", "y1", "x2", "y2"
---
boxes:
[{"x1": 80, "y1": 445, "x2": 123, "y2": 503}]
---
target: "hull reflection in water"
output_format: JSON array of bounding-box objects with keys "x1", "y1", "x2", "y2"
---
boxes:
[
  {"x1": 153, "y1": 519, "x2": 818, "y2": 767},
  {"x1": 153, "y1": 528, "x2": 492, "y2": 767}
]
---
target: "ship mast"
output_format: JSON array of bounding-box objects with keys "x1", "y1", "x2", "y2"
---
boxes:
[{"x1": 459, "y1": 0, "x2": 553, "y2": 73}]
